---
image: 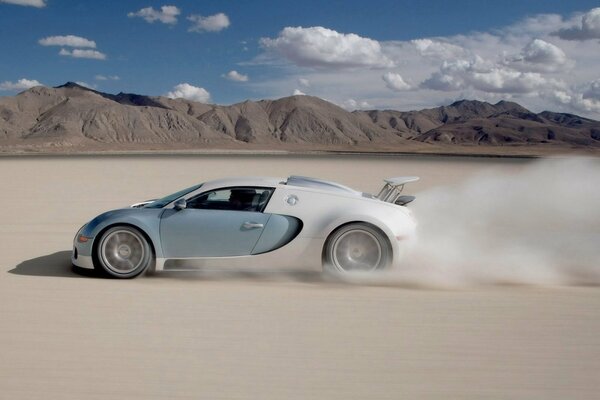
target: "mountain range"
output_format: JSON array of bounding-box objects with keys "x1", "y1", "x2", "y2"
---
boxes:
[{"x1": 1, "y1": 82, "x2": 599, "y2": 155}]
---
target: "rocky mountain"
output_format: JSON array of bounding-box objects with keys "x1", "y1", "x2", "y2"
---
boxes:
[{"x1": 1, "y1": 82, "x2": 599, "y2": 154}]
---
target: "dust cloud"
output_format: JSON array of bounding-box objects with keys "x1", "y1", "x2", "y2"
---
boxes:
[{"x1": 383, "y1": 157, "x2": 600, "y2": 287}]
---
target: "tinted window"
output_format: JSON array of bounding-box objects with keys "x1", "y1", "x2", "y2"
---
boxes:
[{"x1": 187, "y1": 187, "x2": 273, "y2": 212}]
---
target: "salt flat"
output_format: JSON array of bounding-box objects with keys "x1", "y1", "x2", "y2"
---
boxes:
[{"x1": 0, "y1": 154, "x2": 598, "y2": 399}]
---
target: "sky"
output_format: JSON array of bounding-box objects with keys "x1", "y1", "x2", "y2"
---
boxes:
[{"x1": 1, "y1": 0, "x2": 600, "y2": 118}]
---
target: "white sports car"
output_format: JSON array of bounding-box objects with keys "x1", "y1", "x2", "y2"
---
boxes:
[{"x1": 72, "y1": 175, "x2": 418, "y2": 278}]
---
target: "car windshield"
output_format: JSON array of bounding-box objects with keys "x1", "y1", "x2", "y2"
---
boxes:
[{"x1": 144, "y1": 184, "x2": 203, "y2": 208}]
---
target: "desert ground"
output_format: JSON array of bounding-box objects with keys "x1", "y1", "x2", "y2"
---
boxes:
[{"x1": 1, "y1": 153, "x2": 599, "y2": 399}]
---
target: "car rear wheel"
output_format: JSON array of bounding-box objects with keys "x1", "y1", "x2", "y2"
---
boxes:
[
  {"x1": 95, "y1": 226, "x2": 153, "y2": 278},
  {"x1": 324, "y1": 223, "x2": 391, "y2": 273}
]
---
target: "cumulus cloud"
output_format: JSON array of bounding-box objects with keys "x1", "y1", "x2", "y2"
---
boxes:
[
  {"x1": 553, "y1": 8, "x2": 600, "y2": 40},
  {"x1": 223, "y1": 70, "x2": 248, "y2": 82},
  {"x1": 292, "y1": 89, "x2": 306, "y2": 96},
  {"x1": 504, "y1": 39, "x2": 571, "y2": 72},
  {"x1": 549, "y1": 79, "x2": 600, "y2": 115},
  {"x1": 260, "y1": 26, "x2": 394, "y2": 69},
  {"x1": 0, "y1": 0, "x2": 45, "y2": 7},
  {"x1": 341, "y1": 98, "x2": 373, "y2": 110},
  {"x1": 166, "y1": 83, "x2": 211, "y2": 103},
  {"x1": 128, "y1": 5, "x2": 180, "y2": 25},
  {"x1": 412, "y1": 39, "x2": 467, "y2": 60},
  {"x1": 59, "y1": 48, "x2": 106, "y2": 60},
  {"x1": 94, "y1": 75, "x2": 120, "y2": 81},
  {"x1": 549, "y1": 83, "x2": 600, "y2": 115},
  {"x1": 421, "y1": 60, "x2": 468, "y2": 91},
  {"x1": 248, "y1": 7, "x2": 600, "y2": 119},
  {"x1": 188, "y1": 13, "x2": 230, "y2": 32},
  {"x1": 421, "y1": 57, "x2": 563, "y2": 94},
  {"x1": 39, "y1": 35, "x2": 96, "y2": 48},
  {"x1": 382, "y1": 72, "x2": 411, "y2": 91},
  {"x1": 583, "y1": 79, "x2": 600, "y2": 101},
  {"x1": 0, "y1": 78, "x2": 42, "y2": 91},
  {"x1": 502, "y1": 13, "x2": 571, "y2": 37},
  {"x1": 298, "y1": 78, "x2": 310, "y2": 87}
]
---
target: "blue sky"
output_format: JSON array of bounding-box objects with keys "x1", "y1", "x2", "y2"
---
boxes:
[{"x1": 1, "y1": 0, "x2": 600, "y2": 117}]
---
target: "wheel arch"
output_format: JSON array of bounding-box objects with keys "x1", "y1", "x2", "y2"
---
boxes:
[
  {"x1": 91, "y1": 222, "x2": 157, "y2": 265},
  {"x1": 321, "y1": 220, "x2": 393, "y2": 264}
]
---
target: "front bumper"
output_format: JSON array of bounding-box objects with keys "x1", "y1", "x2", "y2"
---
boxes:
[
  {"x1": 72, "y1": 252, "x2": 94, "y2": 269},
  {"x1": 72, "y1": 226, "x2": 95, "y2": 270}
]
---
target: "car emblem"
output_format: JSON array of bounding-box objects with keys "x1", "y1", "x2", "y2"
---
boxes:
[{"x1": 285, "y1": 194, "x2": 299, "y2": 206}]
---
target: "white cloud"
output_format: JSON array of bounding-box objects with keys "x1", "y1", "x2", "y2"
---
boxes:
[
  {"x1": 0, "y1": 78, "x2": 42, "y2": 91},
  {"x1": 549, "y1": 79, "x2": 600, "y2": 115},
  {"x1": 469, "y1": 69, "x2": 550, "y2": 94},
  {"x1": 420, "y1": 59, "x2": 473, "y2": 91},
  {"x1": 39, "y1": 35, "x2": 96, "y2": 48},
  {"x1": 553, "y1": 8, "x2": 600, "y2": 40},
  {"x1": 166, "y1": 83, "x2": 211, "y2": 103},
  {"x1": 412, "y1": 39, "x2": 467, "y2": 60},
  {"x1": 504, "y1": 39, "x2": 571, "y2": 72},
  {"x1": 59, "y1": 48, "x2": 106, "y2": 60},
  {"x1": 188, "y1": 13, "x2": 230, "y2": 33},
  {"x1": 292, "y1": 89, "x2": 306, "y2": 96},
  {"x1": 298, "y1": 78, "x2": 310, "y2": 87},
  {"x1": 341, "y1": 98, "x2": 373, "y2": 110},
  {"x1": 421, "y1": 57, "x2": 563, "y2": 94},
  {"x1": 503, "y1": 13, "x2": 571, "y2": 37},
  {"x1": 40, "y1": 35, "x2": 107, "y2": 61},
  {"x1": 223, "y1": 70, "x2": 248, "y2": 82},
  {"x1": 260, "y1": 26, "x2": 394, "y2": 69},
  {"x1": 549, "y1": 83, "x2": 600, "y2": 115},
  {"x1": 94, "y1": 75, "x2": 120, "y2": 81},
  {"x1": 128, "y1": 5, "x2": 180, "y2": 25},
  {"x1": 0, "y1": 0, "x2": 45, "y2": 7},
  {"x1": 583, "y1": 79, "x2": 600, "y2": 101},
  {"x1": 382, "y1": 72, "x2": 411, "y2": 91},
  {"x1": 247, "y1": 7, "x2": 600, "y2": 119}
]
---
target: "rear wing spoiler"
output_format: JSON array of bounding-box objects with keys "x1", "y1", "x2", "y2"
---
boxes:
[{"x1": 376, "y1": 176, "x2": 419, "y2": 205}]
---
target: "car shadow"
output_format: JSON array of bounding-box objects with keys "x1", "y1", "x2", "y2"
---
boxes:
[
  {"x1": 8, "y1": 251, "x2": 98, "y2": 278},
  {"x1": 156, "y1": 269, "x2": 327, "y2": 283},
  {"x1": 9, "y1": 251, "x2": 326, "y2": 283}
]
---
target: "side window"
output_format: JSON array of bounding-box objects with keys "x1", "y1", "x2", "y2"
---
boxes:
[{"x1": 187, "y1": 187, "x2": 273, "y2": 212}]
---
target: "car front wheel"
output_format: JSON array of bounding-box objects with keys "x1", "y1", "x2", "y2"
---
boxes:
[
  {"x1": 95, "y1": 226, "x2": 153, "y2": 278},
  {"x1": 323, "y1": 223, "x2": 391, "y2": 273}
]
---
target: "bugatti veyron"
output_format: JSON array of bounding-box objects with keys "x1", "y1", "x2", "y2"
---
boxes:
[{"x1": 71, "y1": 175, "x2": 418, "y2": 278}]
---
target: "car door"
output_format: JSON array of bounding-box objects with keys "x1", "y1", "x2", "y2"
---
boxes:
[{"x1": 159, "y1": 187, "x2": 273, "y2": 258}]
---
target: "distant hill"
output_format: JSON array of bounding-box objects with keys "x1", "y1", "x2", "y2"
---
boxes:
[{"x1": 1, "y1": 82, "x2": 598, "y2": 154}]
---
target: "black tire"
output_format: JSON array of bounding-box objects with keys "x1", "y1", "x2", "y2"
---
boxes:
[
  {"x1": 94, "y1": 225, "x2": 153, "y2": 278},
  {"x1": 323, "y1": 223, "x2": 391, "y2": 273}
]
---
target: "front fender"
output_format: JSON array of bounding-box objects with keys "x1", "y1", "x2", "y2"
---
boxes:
[{"x1": 79, "y1": 208, "x2": 164, "y2": 258}]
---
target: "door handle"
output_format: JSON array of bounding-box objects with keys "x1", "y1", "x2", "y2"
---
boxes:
[{"x1": 242, "y1": 222, "x2": 264, "y2": 229}]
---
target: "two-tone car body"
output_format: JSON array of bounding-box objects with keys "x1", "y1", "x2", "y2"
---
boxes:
[{"x1": 72, "y1": 175, "x2": 418, "y2": 278}]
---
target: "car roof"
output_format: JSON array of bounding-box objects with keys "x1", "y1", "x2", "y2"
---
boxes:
[
  {"x1": 201, "y1": 176, "x2": 283, "y2": 190},
  {"x1": 200, "y1": 176, "x2": 362, "y2": 196},
  {"x1": 285, "y1": 175, "x2": 362, "y2": 195}
]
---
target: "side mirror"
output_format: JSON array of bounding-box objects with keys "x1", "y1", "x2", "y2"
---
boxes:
[{"x1": 173, "y1": 198, "x2": 187, "y2": 211}]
